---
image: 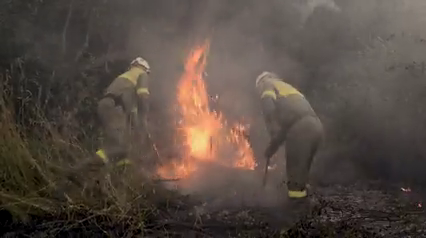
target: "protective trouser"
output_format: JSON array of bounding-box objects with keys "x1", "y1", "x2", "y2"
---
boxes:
[
  {"x1": 285, "y1": 115, "x2": 323, "y2": 198},
  {"x1": 54, "y1": 96, "x2": 132, "y2": 201},
  {"x1": 95, "y1": 96, "x2": 131, "y2": 166}
]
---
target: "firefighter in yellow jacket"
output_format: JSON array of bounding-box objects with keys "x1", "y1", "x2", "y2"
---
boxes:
[
  {"x1": 53, "y1": 57, "x2": 151, "y2": 202},
  {"x1": 95, "y1": 57, "x2": 151, "y2": 166},
  {"x1": 256, "y1": 71, "x2": 324, "y2": 221}
]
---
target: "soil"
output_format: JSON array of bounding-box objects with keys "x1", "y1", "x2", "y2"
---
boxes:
[{"x1": 2, "y1": 179, "x2": 425, "y2": 238}]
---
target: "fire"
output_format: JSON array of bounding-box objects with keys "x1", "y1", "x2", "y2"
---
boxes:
[{"x1": 157, "y1": 39, "x2": 256, "y2": 179}]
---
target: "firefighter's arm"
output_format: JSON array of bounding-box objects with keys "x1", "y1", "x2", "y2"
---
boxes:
[
  {"x1": 260, "y1": 85, "x2": 280, "y2": 138},
  {"x1": 265, "y1": 129, "x2": 287, "y2": 159},
  {"x1": 135, "y1": 72, "x2": 150, "y2": 122},
  {"x1": 121, "y1": 88, "x2": 139, "y2": 124}
]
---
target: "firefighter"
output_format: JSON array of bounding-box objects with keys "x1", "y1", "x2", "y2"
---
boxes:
[
  {"x1": 255, "y1": 71, "x2": 323, "y2": 222},
  {"x1": 53, "y1": 57, "x2": 151, "y2": 202},
  {"x1": 95, "y1": 57, "x2": 151, "y2": 167}
]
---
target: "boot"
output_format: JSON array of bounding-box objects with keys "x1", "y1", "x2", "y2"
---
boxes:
[
  {"x1": 262, "y1": 195, "x2": 312, "y2": 232},
  {"x1": 285, "y1": 186, "x2": 315, "y2": 227}
]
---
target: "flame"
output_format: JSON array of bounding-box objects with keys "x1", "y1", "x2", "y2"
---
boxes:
[{"x1": 157, "y1": 39, "x2": 256, "y2": 179}]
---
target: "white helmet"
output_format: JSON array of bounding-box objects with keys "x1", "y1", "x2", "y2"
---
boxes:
[
  {"x1": 255, "y1": 71, "x2": 278, "y2": 88},
  {"x1": 131, "y1": 57, "x2": 150, "y2": 72}
]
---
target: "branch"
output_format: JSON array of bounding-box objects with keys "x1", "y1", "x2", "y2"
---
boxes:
[
  {"x1": 74, "y1": 7, "x2": 92, "y2": 62},
  {"x1": 62, "y1": 0, "x2": 75, "y2": 55}
]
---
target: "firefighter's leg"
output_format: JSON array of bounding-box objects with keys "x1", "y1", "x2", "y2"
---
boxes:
[
  {"x1": 93, "y1": 98, "x2": 132, "y2": 193},
  {"x1": 279, "y1": 116, "x2": 323, "y2": 228},
  {"x1": 104, "y1": 115, "x2": 132, "y2": 167},
  {"x1": 53, "y1": 98, "x2": 127, "y2": 201},
  {"x1": 96, "y1": 97, "x2": 129, "y2": 164},
  {"x1": 285, "y1": 116, "x2": 323, "y2": 197},
  {"x1": 61, "y1": 98, "x2": 120, "y2": 186}
]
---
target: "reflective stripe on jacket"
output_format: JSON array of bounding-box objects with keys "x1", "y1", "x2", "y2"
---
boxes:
[
  {"x1": 258, "y1": 78, "x2": 316, "y2": 138},
  {"x1": 117, "y1": 66, "x2": 150, "y2": 96},
  {"x1": 104, "y1": 66, "x2": 150, "y2": 117}
]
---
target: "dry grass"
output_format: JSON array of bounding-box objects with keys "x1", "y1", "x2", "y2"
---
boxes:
[{"x1": 0, "y1": 74, "x2": 177, "y2": 236}]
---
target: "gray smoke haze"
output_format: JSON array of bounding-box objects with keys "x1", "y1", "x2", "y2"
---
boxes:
[
  {"x1": 120, "y1": 0, "x2": 426, "y2": 208},
  {"x1": 10, "y1": 0, "x2": 426, "y2": 208}
]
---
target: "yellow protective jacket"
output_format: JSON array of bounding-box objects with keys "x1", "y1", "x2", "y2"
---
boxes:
[
  {"x1": 258, "y1": 78, "x2": 316, "y2": 138},
  {"x1": 104, "y1": 66, "x2": 150, "y2": 118}
]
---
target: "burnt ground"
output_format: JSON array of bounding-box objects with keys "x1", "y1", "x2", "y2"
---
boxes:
[
  {"x1": 142, "y1": 181, "x2": 425, "y2": 238},
  {"x1": 2, "y1": 166, "x2": 426, "y2": 237},
  {"x1": 2, "y1": 184, "x2": 426, "y2": 238}
]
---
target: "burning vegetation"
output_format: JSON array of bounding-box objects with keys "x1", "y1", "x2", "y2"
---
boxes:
[
  {"x1": 4, "y1": 0, "x2": 426, "y2": 237},
  {"x1": 157, "y1": 40, "x2": 256, "y2": 180}
]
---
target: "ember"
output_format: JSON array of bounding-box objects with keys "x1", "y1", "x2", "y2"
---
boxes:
[
  {"x1": 400, "y1": 187, "x2": 423, "y2": 209},
  {"x1": 157, "y1": 40, "x2": 256, "y2": 180}
]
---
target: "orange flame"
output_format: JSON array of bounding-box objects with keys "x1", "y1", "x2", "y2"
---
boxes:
[{"x1": 157, "y1": 39, "x2": 256, "y2": 179}]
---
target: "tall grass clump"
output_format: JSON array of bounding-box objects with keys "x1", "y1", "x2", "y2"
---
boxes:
[{"x1": 0, "y1": 72, "x2": 178, "y2": 236}]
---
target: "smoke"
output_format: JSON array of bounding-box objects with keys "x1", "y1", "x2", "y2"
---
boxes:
[
  {"x1": 306, "y1": 0, "x2": 426, "y2": 184},
  {"x1": 165, "y1": 163, "x2": 286, "y2": 210},
  {"x1": 297, "y1": 0, "x2": 342, "y2": 26},
  {"x1": 120, "y1": 0, "x2": 426, "y2": 208},
  {"x1": 10, "y1": 0, "x2": 426, "y2": 208}
]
